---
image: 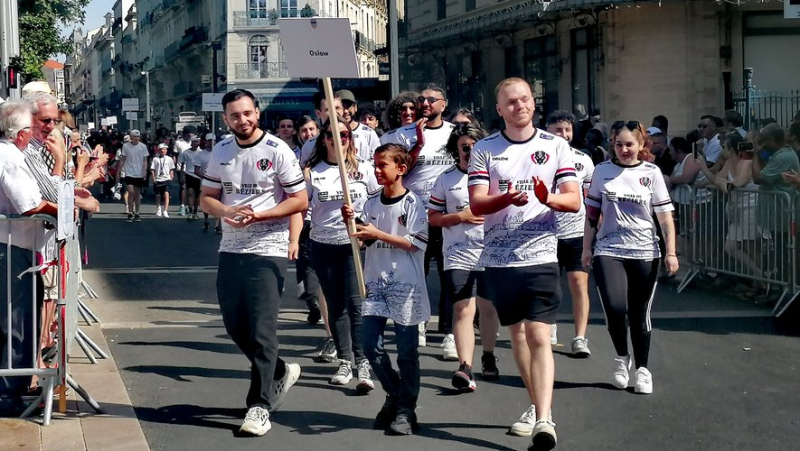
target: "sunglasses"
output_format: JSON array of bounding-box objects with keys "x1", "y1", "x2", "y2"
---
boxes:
[
  {"x1": 324, "y1": 131, "x2": 350, "y2": 140},
  {"x1": 697, "y1": 124, "x2": 708, "y2": 129},
  {"x1": 279, "y1": 124, "x2": 294, "y2": 128},
  {"x1": 611, "y1": 120, "x2": 640, "y2": 132},
  {"x1": 417, "y1": 96, "x2": 442, "y2": 105},
  {"x1": 38, "y1": 118, "x2": 63, "y2": 125},
  {"x1": 460, "y1": 144, "x2": 473, "y2": 153}
]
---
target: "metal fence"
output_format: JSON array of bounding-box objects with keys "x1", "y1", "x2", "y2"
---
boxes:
[
  {"x1": 675, "y1": 185, "x2": 798, "y2": 316},
  {"x1": 732, "y1": 68, "x2": 800, "y2": 129}
]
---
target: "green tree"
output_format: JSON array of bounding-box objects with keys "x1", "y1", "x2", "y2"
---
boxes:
[{"x1": 16, "y1": 0, "x2": 90, "y2": 81}]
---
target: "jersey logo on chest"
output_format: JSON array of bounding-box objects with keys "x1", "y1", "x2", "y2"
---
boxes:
[
  {"x1": 256, "y1": 158, "x2": 273, "y2": 172},
  {"x1": 576, "y1": 162, "x2": 584, "y2": 172},
  {"x1": 531, "y1": 150, "x2": 550, "y2": 165},
  {"x1": 639, "y1": 177, "x2": 651, "y2": 188}
]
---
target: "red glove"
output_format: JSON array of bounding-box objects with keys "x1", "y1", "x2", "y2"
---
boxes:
[{"x1": 532, "y1": 177, "x2": 549, "y2": 205}]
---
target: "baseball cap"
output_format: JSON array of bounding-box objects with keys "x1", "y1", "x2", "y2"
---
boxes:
[
  {"x1": 191, "y1": 136, "x2": 201, "y2": 142},
  {"x1": 337, "y1": 89, "x2": 356, "y2": 105},
  {"x1": 130, "y1": 129, "x2": 141, "y2": 137},
  {"x1": 646, "y1": 126, "x2": 662, "y2": 136},
  {"x1": 205, "y1": 133, "x2": 215, "y2": 140},
  {"x1": 158, "y1": 143, "x2": 168, "y2": 149}
]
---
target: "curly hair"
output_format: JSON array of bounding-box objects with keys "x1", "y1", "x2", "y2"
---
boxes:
[
  {"x1": 383, "y1": 91, "x2": 419, "y2": 130},
  {"x1": 445, "y1": 124, "x2": 487, "y2": 163}
]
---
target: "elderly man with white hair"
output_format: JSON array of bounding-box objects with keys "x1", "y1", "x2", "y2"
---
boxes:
[{"x1": 0, "y1": 100, "x2": 59, "y2": 416}]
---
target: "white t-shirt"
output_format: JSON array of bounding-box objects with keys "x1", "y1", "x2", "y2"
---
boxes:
[
  {"x1": 202, "y1": 132, "x2": 306, "y2": 257},
  {"x1": 360, "y1": 189, "x2": 430, "y2": 326},
  {"x1": 468, "y1": 130, "x2": 578, "y2": 268},
  {"x1": 193, "y1": 149, "x2": 212, "y2": 177},
  {"x1": 0, "y1": 140, "x2": 45, "y2": 251},
  {"x1": 150, "y1": 155, "x2": 175, "y2": 182},
  {"x1": 389, "y1": 121, "x2": 456, "y2": 204},
  {"x1": 174, "y1": 138, "x2": 191, "y2": 168},
  {"x1": 380, "y1": 128, "x2": 401, "y2": 146},
  {"x1": 182, "y1": 149, "x2": 203, "y2": 179},
  {"x1": 703, "y1": 135, "x2": 723, "y2": 164},
  {"x1": 120, "y1": 142, "x2": 149, "y2": 178},
  {"x1": 555, "y1": 147, "x2": 595, "y2": 240},
  {"x1": 428, "y1": 165, "x2": 483, "y2": 271},
  {"x1": 307, "y1": 159, "x2": 380, "y2": 245},
  {"x1": 299, "y1": 123, "x2": 380, "y2": 167},
  {"x1": 585, "y1": 160, "x2": 675, "y2": 260}
]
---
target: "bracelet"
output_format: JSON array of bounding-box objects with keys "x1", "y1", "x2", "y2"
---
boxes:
[
  {"x1": 289, "y1": 240, "x2": 299, "y2": 244},
  {"x1": 666, "y1": 254, "x2": 677, "y2": 257}
]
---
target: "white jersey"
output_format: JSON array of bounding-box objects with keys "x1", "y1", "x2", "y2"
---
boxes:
[
  {"x1": 193, "y1": 150, "x2": 213, "y2": 177},
  {"x1": 380, "y1": 128, "x2": 401, "y2": 145},
  {"x1": 389, "y1": 121, "x2": 456, "y2": 203},
  {"x1": 428, "y1": 165, "x2": 483, "y2": 271},
  {"x1": 182, "y1": 149, "x2": 203, "y2": 179},
  {"x1": 120, "y1": 142, "x2": 149, "y2": 178},
  {"x1": 150, "y1": 155, "x2": 175, "y2": 182},
  {"x1": 555, "y1": 148, "x2": 595, "y2": 240},
  {"x1": 299, "y1": 123, "x2": 380, "y2": 167},
  {"x1": 468, "y1": 130, "x2": 578, "y2": 268},
  {"x1": 360, "y1": 189, "x2": 430, "y2": 326},
  {"x1": 202, "y1": 132, "x2": 306, "y2": 257},
  {"x1": 586, "y1": 160, "x2": 674, "y2": 260},
  {"x1": 308, "y1": 159, "x2": 380, "y2": 245},
  {"x1": 174, "y1": 138, "x2": 191, "y2": 168}
]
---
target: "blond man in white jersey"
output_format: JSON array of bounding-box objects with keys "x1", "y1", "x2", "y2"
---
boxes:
[{"x1": 468, "y1": 78, "x2": 580, "y2": 451}]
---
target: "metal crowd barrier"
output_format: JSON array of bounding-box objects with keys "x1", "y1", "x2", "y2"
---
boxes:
[
  {"x1": 0, "y1": 214, "x2": 102, "y2": 425},
  {"x1": 675, "y1": 185, "x2": 798, "y2": 316}
]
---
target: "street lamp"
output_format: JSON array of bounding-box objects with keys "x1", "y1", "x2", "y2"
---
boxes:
[{"x1": 140, "y1": 70, "x2": 151, "y2": 130}]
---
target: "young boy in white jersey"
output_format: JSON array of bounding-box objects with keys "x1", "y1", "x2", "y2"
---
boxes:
[
  {"x1": 150, "y1": 143, "x2": 175, "y2": 217},
  {"x1": 428, "y1": 124, "x2": 500, "y2": 392},
  {"x1": 342, "y1": 143, "x2": 430, "y2": 436},
  {"x1": 468, "y1": 78, "x2": 581, "y2": 451},
  {"x1": 545, "y1": 111, "x2": 595, "y2": 356}
]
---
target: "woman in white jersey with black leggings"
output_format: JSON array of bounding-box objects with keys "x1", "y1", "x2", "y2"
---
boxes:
[{"x1": 582, "y1": 121, "x2": 678, "y2": 395}]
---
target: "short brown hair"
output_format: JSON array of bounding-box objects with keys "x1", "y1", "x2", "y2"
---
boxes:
[
  {"x1": 495, "y1": 77, "x2": 530, "y2": 99},
  {"x1": 373, "y1": 143, "x2": 411, "y2": 169}
]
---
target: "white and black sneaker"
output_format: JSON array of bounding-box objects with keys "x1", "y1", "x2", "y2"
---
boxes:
[
  {"x1": 571, "y1": 336, "x2": 591, "y2": 357},
  {"x1": 528, "y1": 419, "x2": 557, "y2": 451},
  {"x1": 240, "y1": 404, "x2": 271, "y2": 436},
  {"x1": 330, "y1": 360, "x2": 353, "y2": 385},
  {"x1": 316, "y1": 337, "x2": 337, "y2": 363},
  {"x1": 510, "y1": 404, "x2": 537, "y2": 436},
  {"x1": 269, "y1": 362, "x2": 301, "y2": 412},
  {"x1": 355, "y1": 360, "x2": 375, "y2": 394}
]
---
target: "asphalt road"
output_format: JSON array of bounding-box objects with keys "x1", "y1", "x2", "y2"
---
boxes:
[{"x1": 81, "y1": 199, "x2": 800, "y2": 451}]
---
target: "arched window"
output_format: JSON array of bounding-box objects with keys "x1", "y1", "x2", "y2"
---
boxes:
[
  {"x1": 249, "y1": 0, "x2": 268, "y2": 19},
  {"x1": 249, "y1": 35, "x2": 269, "y2": 77}
]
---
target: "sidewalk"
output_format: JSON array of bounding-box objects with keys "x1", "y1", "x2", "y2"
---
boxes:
[{"x1": 0, "y1": 322, "x2": 148, "y2": 451}]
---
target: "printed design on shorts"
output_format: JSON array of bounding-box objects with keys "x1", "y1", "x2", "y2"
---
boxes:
[
  {"x1": 531, "y1": 150, "x2": 550, "y2": 165},
  {"x1": 639, "y1": 177, "x2": 651, "y2": 188},
  {"x1": 255, "y1": 158, "x2": 273, "y2": 172},
  {"x1": 480, "y1": 211, "x2": 557, "y2": 266},
  {"x1": 363, "y1": 271, "x2": 426, "y2": 324}
]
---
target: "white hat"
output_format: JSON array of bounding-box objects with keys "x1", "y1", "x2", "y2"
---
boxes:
[
  {"x1": 130, "y1": 129, "x2": 141, "y2": 137},
  {"x1": 205, "y1": 133, "x2": 215, "y2": 140},
  {"x1": 191, "y1": 135, "x2": 201, "y2": 142},
  {"x1": 21, "y1": 81, "x2": 54, "y2": 96},
  {"x1": 646, "y1": 126, "x2": 662, "y2": 136},
  {"x1": 158, "y1": 143, "x2": 168, "y2": 149}
]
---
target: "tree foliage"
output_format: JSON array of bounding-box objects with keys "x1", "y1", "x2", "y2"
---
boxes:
[{"x1": 16, "y1": 0, "x2": 91, "y2": 81}]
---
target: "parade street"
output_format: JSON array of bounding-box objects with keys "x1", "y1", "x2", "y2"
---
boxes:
[{"x1": 75, "y1": 202, "x2": 799, "y2": 451}]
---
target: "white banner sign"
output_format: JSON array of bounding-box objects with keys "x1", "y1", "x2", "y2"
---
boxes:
[
  {"x1": 100, "y1": 118, "x2": 108, "y2": 126},
  {"x1": 279, "y1": 18, "x2": 360, "y2": 78},
  {"x1": 202, "y1": 93, "x2": 224, "y2": 112},
  {"x1": 107, "y1": 116, "x2": 118, "y2": 125},
  {"x1": 57, "y1": 181, "x2": 75, "y2": 240},
  {"x1": 787, "y1": 0, "x2": 800, "y2": 19},
  {"x1": 126, "y1": 111, "x2": 138, "y2": 121},
  {"x1": 122, "y1": 98, "x2": 140, "y2": 111},
  {"x1": 87, "y1": 122, "x2": 95, "y2": 129}
]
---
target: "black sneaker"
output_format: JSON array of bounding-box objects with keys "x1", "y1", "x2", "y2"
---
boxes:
[
  {"x1": 215, "y1": 226, "x2": 222, "y2": 235},
  {"x1": 203, "y1": 222, "x2": 210, "y2": 231},
  {"x1": 134, "y1": 214, "x2": 142, "y2": 222},
  {"x1": 373, "y1": 396, "x2": 397, "y2": 430},
  {"x1": 388, "y1": 411, "x2": 419, "y2": 435},
  {"x1": 452, "y1": 363, "x2": 476, "y2": 392},
  {"x1": 315, "y1": 337, "x2": 337, "y2": 363},
  {"x1": 126, "y1": 213, "x2": 133, "y2": 223},
  {"x1": 304, "y1": 295, "x2": 321, "y2": 324},
  {"x1": 481, "y1": 353, "x2": 500, "y2": 380}
]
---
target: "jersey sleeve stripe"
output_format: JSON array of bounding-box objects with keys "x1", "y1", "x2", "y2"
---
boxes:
[
  {"x1": 411, "y1": 233, "x2": 428, "y2": 244},
  {"x1": 281, "y1": 177, "x2": 306, "y2": 188},
  {"x1": 554, "y1": 171, "x2": 577, "y2": 181},
  {"x1": 587, "y1": 193, "x2": 602, "y2": 203},
  {"x1": 203, "y1": 174, "x2": 221, "y2": 183},
  {"x1": 429, "y1": 195, "x2": 445, "y2": 203},
  {"x1": 653, "y1": 200, "x2": 672, "y2": 206},
  {"x1": 556, "y1": 167, "x2": 576, "y2": 174},
  {"x1": 468, "y1": 174, "x2": 490, "y2": 181},
  {"x1": 469, "y1": 170, "x2": 489, "y2": 176}
]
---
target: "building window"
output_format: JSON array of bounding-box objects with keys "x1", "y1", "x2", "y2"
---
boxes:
[
  {"x1": 571, "y1": 27, "x2": 600, "y2": 121},
  {"x1": 281, "y1": 0, "x2": 298, "y2": 17},
  {"x1": 437, "y1": 0, "x2": 446, "y2": 21},
  {"x1": 249, "y1": 0, "x2": 268, "y2": 19},
  {"x1": 524, "y1": 35, "x2": 558, "y2": 123},
  {"x1": 466, "y1": 0, "x2": 476, "y2": 12},
  {"x1": 249, "y1": 35, "x2": 270, "y2": 77}
]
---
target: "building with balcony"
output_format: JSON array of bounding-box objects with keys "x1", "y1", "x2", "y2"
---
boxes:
[
  {"x1": 401, "y1": 0, "x2": 800, "y2": 135},
  {"x1": 42, "y1": 60, "x2": 66, "y2": 104}
]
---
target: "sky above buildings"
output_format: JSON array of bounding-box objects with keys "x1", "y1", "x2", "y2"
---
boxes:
[{"x1": 61, "y1": 0, "x2": 108, "y2": 39}]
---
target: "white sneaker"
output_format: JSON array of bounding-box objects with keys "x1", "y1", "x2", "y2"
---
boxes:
[
  {"x1": 269, "y1": 362, "x2": 300, "y2": 412},
  {"x1": 510, "y1": 404, "x2": 537, "y2": 437},
  {"x1": 530, "y1": 419, "x2": 557, "y2": 451},
  {"x1": 571, "y1": 336, "x2": 591, "y2": 357},
  {"x1": 163, "y1": 211, "x2": 170, "y2": 218},
  {"x1": 635, "y1": 367, "x2": 653, "y2": 394},
  {"x1": 240, "y1": 404, "x2": 271, "y2": 436},
  {"x1": 155, "y1": 206, "x2": 162, "y2": 217},
  {"x1": 355, "y1": 360, "x2": 375, "y2": 394},
  {"x1": 550, "y1": 324, "x2": 558, "y2": 345},
  {"x1": 418, "y1": 323, "x2": 427, "y2": 347},
  {"x1": 178, "y1": 205, "x2": 186, "y2": 216},
  {"x1": 441, "y1": 334, "x2": 458, "y2": 361},
  {"x1": 330, "y1": 360, "x2": 353, "y2": 385},
  {"x1": 612, "y1": 355, "x2": 632, "y2": 389}
]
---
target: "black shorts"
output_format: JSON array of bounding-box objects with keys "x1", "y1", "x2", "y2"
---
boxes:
[
  {"x1": 186, "y1": 176, "x2": 201, "y2": 192},
  {"x1": 123, "y1": 176, "x2": 146, "y2": 188},
  {"x1": 484, "y1": 263, "x2": 561, "y2": 326},
  {"x1": 557, "y1": 237, "x2": 587, "y2": 273},
  {"x1": 177, "y1": 171, "x2": 186, "y2": 186},
  {"x1": 153, "y1": 181, "x2": 170, "y2": 195},
  {"x1": 443, "y1": 269, "x2": 490, "y2": 303}
]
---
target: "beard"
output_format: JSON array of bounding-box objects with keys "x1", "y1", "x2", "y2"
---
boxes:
[{"x1": 232, "y1": 123, "x2": 257, "y2": 141}]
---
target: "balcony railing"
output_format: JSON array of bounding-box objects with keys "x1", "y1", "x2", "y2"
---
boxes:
[
  {"x1": 232, "y1": 11, "x2": 278, "y2": 28},
  {"x1": 234, "y1": 62, "x2": 289, "y2": 80}
]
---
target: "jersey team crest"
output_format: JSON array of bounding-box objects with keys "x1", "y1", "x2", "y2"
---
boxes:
[
  {"x1": 576, "y1": 162, "x2": 584, "y2": 172},
  {"x1": 639, "y1": 177, "x2": 652, "y2": 187},
  {"x1": 256, "y1": 158, "x2": 273, "y2": 171},
  {"x1": 531, "y1": 150, "x2": 550, "y2": 165},
  {"x1": 351, "y1": 172, "x2": 364, "y2": 181}
]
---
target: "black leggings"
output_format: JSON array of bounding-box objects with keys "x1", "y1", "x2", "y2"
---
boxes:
[{"x1": 593, "y1": 256, "x2": 659, "y2": 369}]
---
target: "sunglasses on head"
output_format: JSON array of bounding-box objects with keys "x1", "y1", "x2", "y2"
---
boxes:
[
  {"x1": 611, "y1": 120, "x2": 640, "y2": 132},
  {"x1": 417, "y1": 96, "x2": 442, "y2": 105},
  {"x1": 324, "y1": 131, "x2": 350, "y2": 140}
]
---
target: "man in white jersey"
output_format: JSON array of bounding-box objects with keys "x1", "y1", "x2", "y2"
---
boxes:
[
  {"x1": 545, "y1": 110, "x2": 595, "y2": 356},
  {"x1": 300, "y1": 91, "x2": 378, "y2": 166},
  {"x1": 174, "y1": 126, "x2": 195, "y2": 216},
  {"x1": 337, "y1": 89, "x2": 381, "y2": 162},
  {"x1": 194, "y1": 133, "x2": 215, "y2": 231},
  {"x1": 200, "y1": 89, "x2": 306, "y2": 437},
  {"x1": 387, "y1": 84, "x2": 456, "y2": 350},
  {"x1": 468, "y1": 78, "x2": 580, "y2": 451}
]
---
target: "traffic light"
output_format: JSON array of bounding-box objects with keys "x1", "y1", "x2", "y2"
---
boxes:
[{"x1": 6, "y1": 65, "x2": 18, "y2": 89}]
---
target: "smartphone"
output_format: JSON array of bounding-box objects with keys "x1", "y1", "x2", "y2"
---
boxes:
[
  {"x1": 353, "y1": 217, "x2": 376, "y2": 246},
  {"x1": 692, "y1": 142, "x2": 705, "y2": 159},
  {"x1": 737, "y1": 142, "x2": 754, "y2": 152}
]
